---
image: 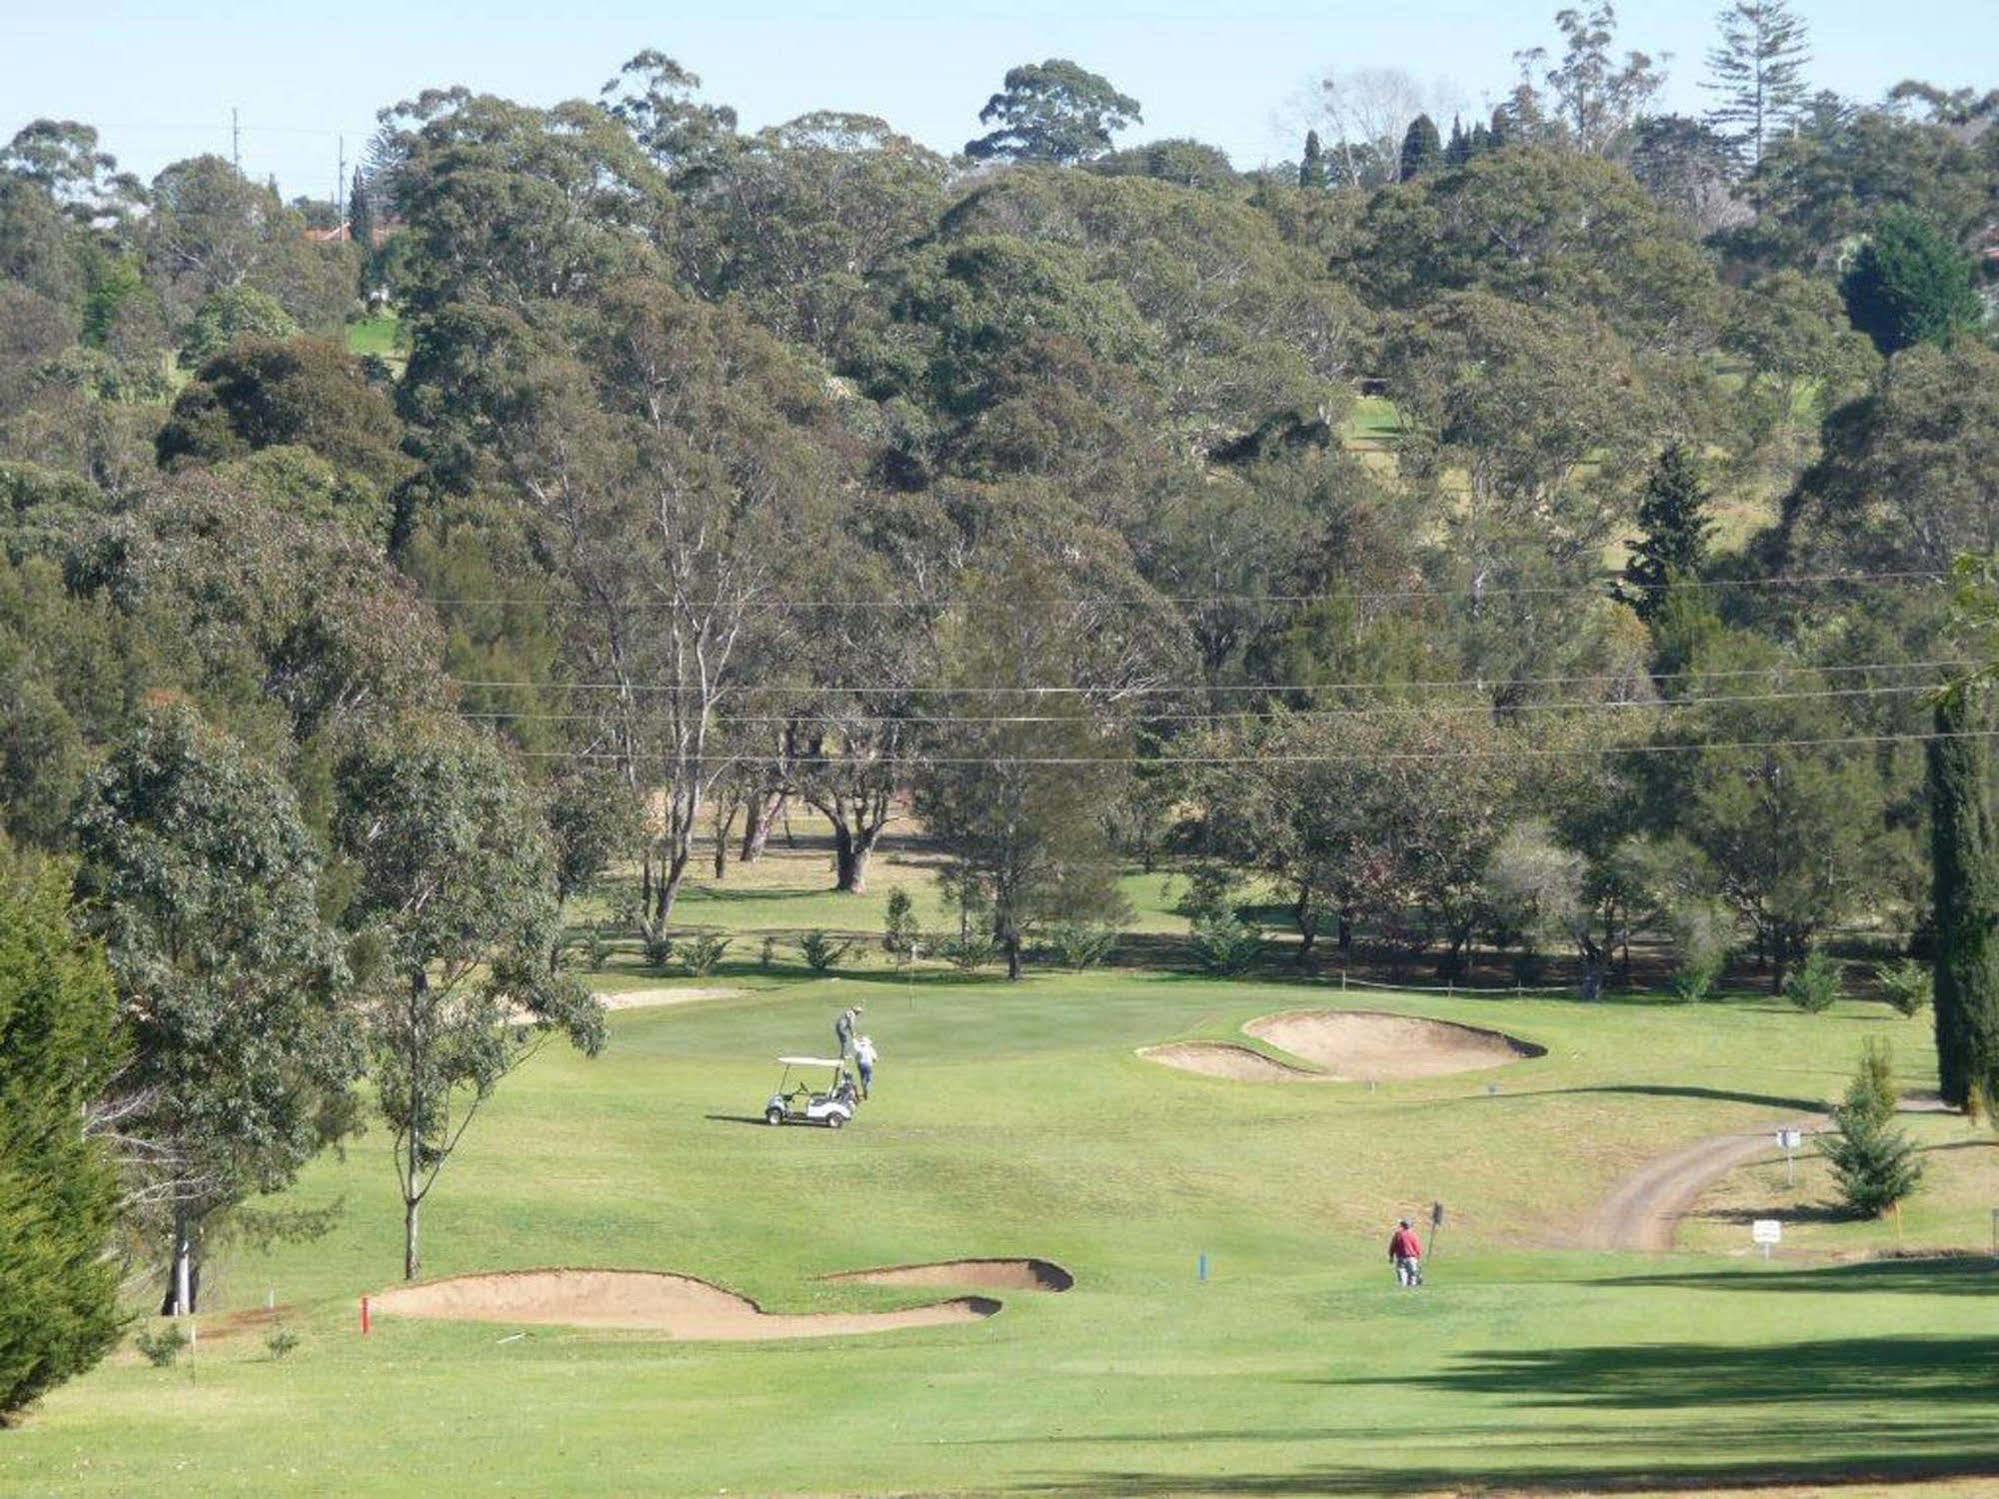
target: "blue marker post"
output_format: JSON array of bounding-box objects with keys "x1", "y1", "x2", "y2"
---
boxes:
[{"x1": 1197, "y1": 1252, "x2": 1210, "y2": 1283}]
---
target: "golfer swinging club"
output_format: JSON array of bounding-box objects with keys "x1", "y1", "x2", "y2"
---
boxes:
[
  {"x1": 1389, "y1": 1218, "x2": 1423, "y2": 1288},
  {"x1": 834, "y1": 1002, "x2": 863, "y2": 1058}
]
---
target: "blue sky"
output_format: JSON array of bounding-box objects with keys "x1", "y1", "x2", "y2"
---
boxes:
[{"x1": 2, "y1": 1, "x2": 1988, "y2": 201}]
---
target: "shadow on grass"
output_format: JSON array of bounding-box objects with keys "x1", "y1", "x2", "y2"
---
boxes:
[
  {"x1": 1515, "y1": 1083, "x2": 1830, "y2": 1112},
  {"x1": 1602, "y1": 1257, "x2": 1999, "y2": 1296}
]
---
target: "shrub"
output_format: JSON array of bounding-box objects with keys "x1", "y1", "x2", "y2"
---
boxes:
[
  {"x1": 1048, "y1": 919, "x2": 1117, "y2": 971},
  {"x1": 1189, "y1": 911, "x2": 1263, "y2": 976},
  {"x1": 1876, "y1": 959, "x2": 1932, "y2": 1018},
  {"x1": 1671, "y1": 950, "x2": 1726, "y2": 1004},
  {"x1": 799, "y1": 930, "x2": 852, "y2": 973},
  {"x1": 883, "y1": 890, "x2": 920, "y2": 957},
  {"x1": 1173, "y1": 865, "x2": 1239, "y2": 926},
  {"x1": 1785, "y1": 946, "x2": 1842, "y2": 1013},
  {"x1": 758, "y1": 936, "x2": 776, "y2": 970},
  {"x1": 941, "y1": 931, "x2": 996, "y2": 973},
  {"x1": 641, "y1": 930, "x2": 675, "y2": 968},
  {"x1": 134, "y1": 1323, "x2": 188, "y2": 1367},
  {"x1": 677, "y1": 932, "x2": 731, "y2": 978},
  {"x1": 1822, "y1": 1039, "x2": 1923, "y2": 1217},
  {"x1": 265, "y1": 1326, "x2": 300, "y2": 1360}
]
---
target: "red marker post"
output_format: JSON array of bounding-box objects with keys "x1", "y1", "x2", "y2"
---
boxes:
[{"x1": 360, "y1": 1295, "x2": 372, "y2": 1336}]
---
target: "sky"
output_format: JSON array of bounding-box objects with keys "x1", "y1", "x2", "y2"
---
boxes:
[{"x1": 1, "y1": 0, "x2": 1990, "y2": 202}]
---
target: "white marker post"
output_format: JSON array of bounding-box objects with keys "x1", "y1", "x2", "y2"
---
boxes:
[
  {"x1": 1752, "y1": 1218, "x2": 1782, "y2": 1261},
  {"x1": 1776, "y1": 1128, "x2": 1803, "y2": 1188}
]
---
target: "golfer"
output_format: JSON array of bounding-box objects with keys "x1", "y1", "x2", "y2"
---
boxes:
[
  {"x1": 853, "y1": 1034, "x2": 877, "y2": 1099},
  {"x1": 834, "y1": 1003, "x2": 863, "y2": 1058},
  {"x1": 1389, "y1": 1219, "x2": 1423, "y2": 1288}
]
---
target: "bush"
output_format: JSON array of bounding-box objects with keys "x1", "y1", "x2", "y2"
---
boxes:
[
  {"x1": 641, "y1": 930, "x2": 675, "y2": 968},
  {"x1": 1785, "y1": 946, "x2": 1842, "y2": 1013},
  {"x1": 134, "y1": 1323, "x2": 188, "y2": 1368},
  {"x1": 883, "y1": 890, "x2": 920, "y2": 957},
  {"x1": 1048, "y1": 919, "x2": 1117, "y2": 971},
  {"x1": 758, "y1": 936, "x2": 776, "y2": 970},
  {"x1": 941, "y1": 931, "x2": 996, "y2": 973},
  {"x1": 1671, "y1": 950, "x2": 1726, "y2": 1004},
  {"x1": 799, "y1": 930, "x2": 852, "y2": 973},
  {"x1": 1877, "y1": 959, "x2": 1932, "y2": 1018},
  {"x1": 1189, "y1": 911, "x2": 1263, "y2": 976},
  {"x1": 265, "y1": 1326, "x2": 300, "y2": 1360},
  {"x1": 1822, "y1": 1039, "x2": 1923, "y2": 1217},
  {"x1": 677, "y1": 932, "x2": 731, "y2": 978}
]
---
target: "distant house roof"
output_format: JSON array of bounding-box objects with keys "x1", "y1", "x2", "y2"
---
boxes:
[{"x1": 302, "y1": 221, "x2": 400, "y2": 247}]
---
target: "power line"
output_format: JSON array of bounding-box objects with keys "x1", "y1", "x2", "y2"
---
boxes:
[
  {"x1": 446, "y1": 657, "x2": 1969, "y2": 697},
  {"x1": 422, "y1": 569, "x2": 1943, "y2": 613},
  {"x1": 498, "y1": 727, "x2": 1994, "y2": 767},
  {"x1": 455, "y1": 681, "x2": 1943, "y2": 727}
]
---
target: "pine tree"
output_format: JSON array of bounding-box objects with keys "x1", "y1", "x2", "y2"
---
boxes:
[
  {"x1": 1444, "y1": 115, "x2": 1471, "y2": 167},
  {"x1": 1620, "y1": 444, "x2": 1713, "y2": 625},
  {"x1": 1821, "y1": 1039, "x2": 1923, "y2": 1216},
  {"x1": 0, "y1": 857, "x2": 125, "y2": 1418},
  {"x1": 1927, "y1": 686, "x2": 1999, "y2": 1112},
  {"x1": 1703, "y1": 0, "x2": 1811, "y2": 172},
  {"x1": 1840, "y1": 210, "x2": 1984, "y2": 357},
  {"x1": 1398, "y1": 113, "x2": 1442, "y2": 181},
  {"x1": 348, "y1": 171, "x2": 376, "y2": 250},
  {"x1": 1298, "y1": 129, "x2": 1327, "y2": 189}
]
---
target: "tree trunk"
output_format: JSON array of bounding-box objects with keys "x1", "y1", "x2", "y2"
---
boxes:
[
  {"x1": 1293, "y1": 889, "x2": 1317, "y2": 961},
  {"x1": 404, "y1": 1195, "x2": 421, "y2": 1281},
  {"x1": 1929, "y1": 688, "x2": 1999, "y2": 1110},
  {"x1": 1337, "y1": 908, "x2": 1353, "y2": 954},
  {"x1": 163, "y1": 1206, "x2": 197, "y2": 1316},
  {"x1": 741, "y1": 791, "x2": 785, "y2": 863},
  {"x1": 1770, "y1": 935, "x2": 1789, "y2": 997},
  {"x1": 832, "y1": 821, "x2": 859, "y2": 893},
  {"x1": 1004, "y1": 932, "x2": 1022, "y2": 980},
  {"x1": 712, "y1": 800, "x2": 737, "y2": 880}
]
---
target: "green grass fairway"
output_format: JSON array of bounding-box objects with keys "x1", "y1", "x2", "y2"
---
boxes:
[
  {"x1": 345, "y1": 313, "x2": 405, "y2": 364},
  {"x1": 7, "y1": 962, "x2": 1998, "y2": 1496}
]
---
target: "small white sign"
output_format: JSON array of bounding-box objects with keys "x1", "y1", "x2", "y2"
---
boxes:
[
  {"x1": 1752, "y1": 1219, "x2": 1783, "y2": 1245},
  {"x1": 1776, "y1": 1129, "x2": 1803, "y2": 1150}
]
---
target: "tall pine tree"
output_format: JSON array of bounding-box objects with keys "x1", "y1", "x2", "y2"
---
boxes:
[
  {"x1": 1398, "y1": 113, "x2": 1442, "y2": 181},
  {"x1": 1927, "y1": 685, "x2": 1999, "y2": 1112},
  {"x1": 1620, "y1": 443, "x2": 1713, "y2": 625},
  {"x1": 1443, "y1": 115, "x2": 1472, "y2": 167},
  {"x1": 1298, "y1": 129, "x2": 1327, "y2": 189},
  {"x1": 1703, "y1": 0, "x2": 1811, "y2": 171}
]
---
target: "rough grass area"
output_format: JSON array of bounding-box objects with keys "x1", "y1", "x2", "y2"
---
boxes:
[{"x1": 8, "y1": 956, "x2": 1998, "y2": 1496}]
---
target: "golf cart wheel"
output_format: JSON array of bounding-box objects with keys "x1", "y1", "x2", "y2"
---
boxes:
[
  {"x1": 825, "y1": 1112, "x2": 845, "y2": 1130},
  {"x1": 764, "y1": 1106, "x2": 784, "y2": 1126}
]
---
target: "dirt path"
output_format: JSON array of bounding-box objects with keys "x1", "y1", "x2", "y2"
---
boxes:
[{"x1": 1582, "y1": 1116, "x2": 1826, "y2": 1252}]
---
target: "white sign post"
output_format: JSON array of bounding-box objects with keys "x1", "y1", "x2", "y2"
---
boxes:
[
  {"x1": 1776, "y1": 1128, "x2": 1804, "y2": 1187},
  {"x1": 1752, "y1": 1219, "x2": 1782, "y2": 1261}
]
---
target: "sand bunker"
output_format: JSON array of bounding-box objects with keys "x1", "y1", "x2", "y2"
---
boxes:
[
  {"x1": 1140, "y1": 1042, "x2": 1322, "y2": 1082},
  {"x1": 822, "y1": 1258, "x2": 1075, "y2": 1293},
  {"x1": 369, "y1": 1269, "x2": 995, "y2": 1340},
  {"x1": 595, "y1": 986, "x2": 739, "y2": 1012},
  {"x1": 1243, "y1": 1009, "x2": 1543, "y2": 1081}
]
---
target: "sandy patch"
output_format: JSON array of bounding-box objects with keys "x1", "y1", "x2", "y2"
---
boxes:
[
  {"x1": 1140, "y1": 1042, "x2": 1322, "y2": 1082},
  {"x1": 369, "y1": 1268, "x2": 995, "y2": 1340},
  {"x1": 1243, "y1": 1009, "x2": 1542, "y2": 1081},
  {"x1": 594, "y1": 986, "x2": 739, "y2": 1012},
  {"x1": 822, "y1": 1258, "x2": 1075, "y2": 1293}
]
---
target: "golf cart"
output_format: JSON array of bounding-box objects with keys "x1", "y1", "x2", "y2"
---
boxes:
[{"x1": 764, "y1": 1056, "x2": 859, "y2": 1129}]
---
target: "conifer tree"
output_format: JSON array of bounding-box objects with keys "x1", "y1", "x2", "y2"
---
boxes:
[
  {"x1": 1620, "y1": 444, "x2": 1713, "y2": 624},
  {"x1": 1398, "y1": 113, "x2": 1442, "y2": 181},
  {"x1": 1821, "y1": 1039, "x2": 1923, "y2": 1216},
  {"x1": 1443, "y1": 115, "x2": 1471, "y2": 167},
  {"x1": 1703, "y1": 0, "x2": 1811, "y2": 171},
  {"x1": 1927, "y1": 686, "x2": 1999, "y2": 1112},
  {"x1": 1298, "y1": 129, "x2": 1327, "y2": 189},
  {"x1": 1840, "y1": 210, "x2": 1984, "y2": 356}
]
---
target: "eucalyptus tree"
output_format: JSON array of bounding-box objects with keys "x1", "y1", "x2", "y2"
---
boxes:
[{"x1": 965, "y1": 60, "x2": 1141, "y2": 164}]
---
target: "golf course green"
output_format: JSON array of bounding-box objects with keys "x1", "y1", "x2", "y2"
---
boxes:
[{"x1": 5, "y1": 941, "x2": 1998, "y2": 1496}]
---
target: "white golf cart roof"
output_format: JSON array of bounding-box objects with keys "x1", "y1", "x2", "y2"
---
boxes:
[{"x1": 777, "y1": 1056, "x2": 846, "y2": 1067}]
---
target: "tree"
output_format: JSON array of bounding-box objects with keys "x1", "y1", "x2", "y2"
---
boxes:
[
  {"x1": 965, "y1": 60, "x2": 1141, "y2": 164},
  {"x1": 1821, "y1": 1039, "x2": 1923, "y2": 1215},
  {"x1": 1927, "y1": 685, "x2": 1999, "y2": 1112},
  {"x1": 1517, "y1": 3, "x2": 1667, "y2": 156},
  {"x1": 0, "y1": 852, "x2": 123, "y2": 1417},
  {"x1": 1704, "y1": 0, "x2": 1811, "y2": 173},
  {"x1": 71, "y1": 704, "x2": 356, "y2": 1314},
  {"x1": 1839, "y1": 209, "x2": 1983, "y2": 357},
  {"x1": 916, "y1": 558, "x2": 1133, "y2": 980},
  {"x1": 1628, "y1": 114, "x2": 1746, "y2": 236},
  {"x1": 334, "y1": 720, "x2": 604, "y2": 1279},
  {"x1": 176, "y1": 286, "x2": 299, "y2": 367},
  {"x1": 1398, "y1": 114, "x2": 1442, "y2": 181},
  {"x1": 1620, "y1": 444, "x2": 1713, "y2": 625},
  {"x1": 1299, "y1": 130, "x2": 1327, "y2": 189}
]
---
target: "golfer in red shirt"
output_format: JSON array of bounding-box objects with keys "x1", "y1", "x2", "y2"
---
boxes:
[{"x1": 1389, "y1": 1219, "x2": 1423, "y2": 1287}]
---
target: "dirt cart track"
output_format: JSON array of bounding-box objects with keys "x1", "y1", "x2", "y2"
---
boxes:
[
  {"x1": 369, "y1": 1268, "x2": 996, "y2": 1339},
  {"x1": 1584, "y1": 1117, "x2": 1827, "y2": 1252}
]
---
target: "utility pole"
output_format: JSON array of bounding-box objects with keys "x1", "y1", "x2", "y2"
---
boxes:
[
  {"x1": 231, "y1": 108, "x2": 241, "y2": 172},
  {"x1": 336, "y1": 134, "x2": 346, "y2": 228}
]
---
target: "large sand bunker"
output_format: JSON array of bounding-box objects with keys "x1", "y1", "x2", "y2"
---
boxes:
[
  {"x1": 822, "y1": 1258, "x2": 1075, "y2": 1293},
  {"x1": 369, "y1": 1269, "x2": 995, "y2": 1340},
  {"x1": 1244, "y1": 1009, "x2": 1543, "y2": 1081},
  {"x1": 1139, "y1": 1042, "x2": 1322, "y2": 1082},
  {"x1": 595, "y1": 986, "x2": 739, "y2": 1012}
]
